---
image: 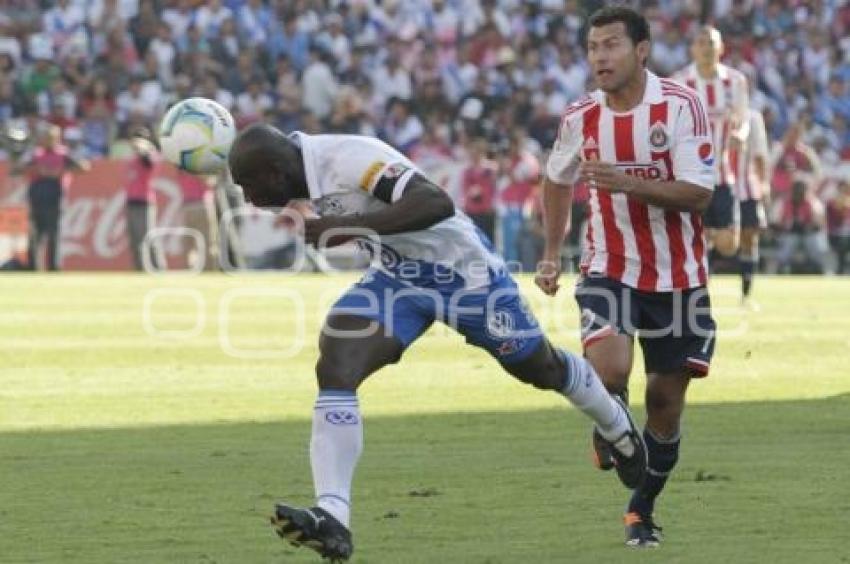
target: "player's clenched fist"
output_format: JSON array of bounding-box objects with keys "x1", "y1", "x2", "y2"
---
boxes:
[
  {"x1": 304, "y1": 216, "x2": 358, "y2": 247},
  {"x1": 535, "y1": 257, "x2": 561, "y2": 296}
]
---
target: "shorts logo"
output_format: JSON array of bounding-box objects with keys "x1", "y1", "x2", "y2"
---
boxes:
[
  {"x1": 580, "y1": 308, "x2": 597, "y2": 334},
  {"x1": 649, "y1": 121, "x2": 669, "y2": 150},
  {"x1": 487, "y1": 310, "x2": 516, "y2": 339},
  {"x1": 698, "y1": 142, "x2": 714, "y2": 166},
  {"x1": 497, "y1": 338, "x2": 522, "y2": 357},
  {"x1": 325, "y1": 410, "x2": 359, "y2": 425}
]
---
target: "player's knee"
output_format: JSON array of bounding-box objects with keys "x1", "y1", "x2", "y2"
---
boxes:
[
  {"x1": 645, "y1": 386, "x2": 684, "y2": 424},
  {"x1": 502, "y1": 342, "x2": 563, "y2": 391},
  {"x1": 315, "y1": 355, "x2": 363, "y2": 391},
  {"x1": 589, "y1": 357, "x2": 630, "y2": 395},
  {"x1": 714, "y1": 231, "x2": 739, "y2": 256}
]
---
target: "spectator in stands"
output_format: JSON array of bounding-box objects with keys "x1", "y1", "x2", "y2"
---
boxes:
[
  {"x1": 19, "y1": 124, "x2": 89, "y2": 271},
  {"x1": 497, "y1": 130, "x2": 539, "y2": 266},
  {"x1": 460, "y1": 137, "x2": 497, "y2": 242},
  {"x1": 381, "y1": 97, "x2": 423, "y2": 155},
  {"x1": 827, "y1": 180, "x2": 850, "y2": 274},
  {"x1": 301, "y1": 45, "x2": 338, "y2": 121},
  {"x1": 774, "y1": 178, "x2": 830, "y2": 274}
]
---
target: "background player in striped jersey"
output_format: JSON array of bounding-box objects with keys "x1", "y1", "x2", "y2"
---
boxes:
[
  {"x1": 674, "y1": 27, "x2": 750, "y2": 263},
  {"x1": 729, "y1": 107, "x2": 770, "y2": 305},
  {"x1": 535, "y1": 6, "x2": 717, "y2": 548}
]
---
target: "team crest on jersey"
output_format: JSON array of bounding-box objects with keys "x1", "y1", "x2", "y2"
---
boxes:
[
  {"x1": 649, "y1": 121, "x2": 669, "y2": 150},
  {"x1": 383, "y1": 163, "x2": 409, "y2": 178},
  {"x1": 698, "y1": 142, "x2": 714, "y2": 166},
  {"x1": 318, "y1": 196, "x2": 345, "y2": 215}
]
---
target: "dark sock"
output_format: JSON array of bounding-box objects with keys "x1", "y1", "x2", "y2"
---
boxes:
[
  {"x1": 628, "y1": 428, "x2": 680, "y2": 516},
  {"x1": 740, "y1": 257, "x2": 756, "y2": 297}
]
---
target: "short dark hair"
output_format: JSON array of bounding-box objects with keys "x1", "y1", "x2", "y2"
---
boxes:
[{"x1": 588, "y1": 5, "x2": 651, "y2": 46}]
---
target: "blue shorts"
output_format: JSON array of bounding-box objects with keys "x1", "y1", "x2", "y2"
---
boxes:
[
  {"x1": 575, "y1": 275, "x2": 716, "y2": 377},
  {"x1": 330, "y1": 270, "x2": 543, "y2": 364}
]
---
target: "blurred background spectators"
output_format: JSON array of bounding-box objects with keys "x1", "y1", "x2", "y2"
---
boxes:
[{"x1": 0, "y1": 0, "x2": 848, "y2": 273}]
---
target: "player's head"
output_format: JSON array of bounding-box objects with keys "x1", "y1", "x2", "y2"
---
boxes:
[
  {"x1": 691, "y1": 26, "x2": 723, "y2": 68},
  {"x1": 586, "y1": 6, "x2": 651, "y2": 93},
  {"x1": 40, "y1": 124, "x2": 61, "y2": 148},
  {"x1": 228, "y1": 123, "x2": 306, "y2": 208}
]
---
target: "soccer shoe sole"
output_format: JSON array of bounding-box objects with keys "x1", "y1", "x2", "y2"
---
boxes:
[{"x1": 270, "y1": 505, "x2": 352, "y2": 562}]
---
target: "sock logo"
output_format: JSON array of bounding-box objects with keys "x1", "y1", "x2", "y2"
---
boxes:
[{"x1": 325, "y1": 410, "x2": 359, "y2": 425}]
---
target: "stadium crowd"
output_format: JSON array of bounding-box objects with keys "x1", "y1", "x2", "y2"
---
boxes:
[{"x1": 1, "y1": 0, "x2": 849, "y2": 273}]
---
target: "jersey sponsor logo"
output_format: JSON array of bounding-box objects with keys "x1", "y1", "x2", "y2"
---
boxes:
[
  {"x1": 616, "y1": 161, "x2": 670, "y2": 180},
  {"x1": 325, "y1": 410, "x2": 359, "y2": 425},
  {"x1": 359, "y1": 160, "x2": 386, "y2": 191},
  {"x1": 699, "y1": 142, "x2": 714, "y2": 166},
  {"x1": 649, "y1": 121, "x2": 669, "y2": 150},
  {"x1": 486, "y1": 309, "x2": 516, "y2": 339}
]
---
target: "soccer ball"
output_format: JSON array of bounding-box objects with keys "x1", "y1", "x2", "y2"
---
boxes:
[{"x1": 158, "y1": 97, "x2": 236, "y2": 175}]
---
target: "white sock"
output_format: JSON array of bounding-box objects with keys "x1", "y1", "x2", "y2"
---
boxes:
[
  {"x1": 558, "y1": 349, "x2": 634, "y2": 454},
  {"x1": 310, "y1": 390, "x2": 362, "y2": 529}
]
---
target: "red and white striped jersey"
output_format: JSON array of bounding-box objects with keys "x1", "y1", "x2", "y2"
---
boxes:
[
  {"x1": 729, "y1": 108, "x2": 770, "y2": 201},
  {"x1": 546, "y1": 71, "x2": 714, "y2": 291},
  {"x1": 674, "y1": 63, "x2": 749, "y2": 187}
]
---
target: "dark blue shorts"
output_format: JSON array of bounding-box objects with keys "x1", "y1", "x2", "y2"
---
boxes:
[
  {"x1": 331, "y1": 270, "x2": 544, "y2": 364},
  {"x1": 704, "y1": 183, "x2": 739, "y2": 229},
  {"x1": 575, "y1": 276, "x2": 716, "y2": 377}
]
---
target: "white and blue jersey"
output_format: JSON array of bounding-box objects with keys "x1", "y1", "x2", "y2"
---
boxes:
[
  {"x1": 292, "y1": 132, "x2": 542, "y2": 362},
  {"x1": 293, "y1": 131, "x2": 506, "y2": 290}
]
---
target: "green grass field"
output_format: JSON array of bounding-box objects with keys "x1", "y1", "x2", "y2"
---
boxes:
[{"x1": 1, "y1": 273, "x2": 848, "y2": 563}]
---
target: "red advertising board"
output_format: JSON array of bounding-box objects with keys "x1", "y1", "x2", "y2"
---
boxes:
[{"x1": 0, "y1": 160, "x2": 204, "y2": 270}]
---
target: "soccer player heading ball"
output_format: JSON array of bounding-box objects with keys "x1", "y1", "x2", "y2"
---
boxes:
[
  {"x1": 537, "y1": 6, "x2": 717, "y2": 548},
  {"x1": 228, "y1": 123, "x2": 647, "y2": 557}
]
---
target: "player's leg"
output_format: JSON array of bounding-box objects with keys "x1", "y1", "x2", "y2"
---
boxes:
[
  {"x1": 624, "y1": 287, "x2": 715, "y2": 548},
  {"x1": 705, "y1": 185, "x2": 739, "y2": 258},
  {"x1": 739, "y1": 226, "x2": 759, "y2": 299},
  {"x1": 496, "y1": 337, "x2": 647, "y2": 489},
  {"x1": 272, "y1": 273, "x2": 433, "y2": 561},
  {"x1": 739, "y1": 199, "x2": 765, "y2": 302},
  {"x1": 575, "y1": 276, "x2": 637, "y2": 472},
  {"x1": 448, "y1": 274, "x2": 645, "y2": 487}
]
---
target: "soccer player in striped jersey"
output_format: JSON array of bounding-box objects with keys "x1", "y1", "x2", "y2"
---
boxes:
[
  {"x1": 729, "y1": 107, "x2": 770, "y2": 305},
  {"x1": 228, "y1": 124, "x2": 647, "y2": 561},
  {"x1": 536, "y1": 6, "x2": 717, "y2": 548},
  {"x1": 674, "y1": 26, "x2": 750, "y2": 262}
]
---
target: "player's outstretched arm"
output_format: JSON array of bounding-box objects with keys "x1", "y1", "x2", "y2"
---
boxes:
[
  {"x1": 579, "y1": 161, "x2": 712, "y2": 213},
  {"x1": 535, "y1": 176, "x2": 574, "y2": 296},
  {"x1": 304, "y1": 174, "x2": 455, "y2": 246}
]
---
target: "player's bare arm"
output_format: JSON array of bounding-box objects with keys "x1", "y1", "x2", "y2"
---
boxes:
[
  {"x1": 535, "y1": 176, "x2": 574, "y2": 296},
  {"x1": 304, "y1": 175, "x2": 455, "y2": 246},
  {"x1": 579, "y1": 161, "x2": 712, "y2": 212}
]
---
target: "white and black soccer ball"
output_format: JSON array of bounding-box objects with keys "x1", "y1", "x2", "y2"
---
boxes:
[{"x1": 158, "y1": 97, "x2": 236, "y2": 175}]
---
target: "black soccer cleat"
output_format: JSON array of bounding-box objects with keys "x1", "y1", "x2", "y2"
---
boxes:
[
  {"x1": 603, "y1": 396, "x2": 647, "y2": 489},
  {"x1": 592, "y1": 390, "x2": 629, "y2": 472},
  {"x1": 270, "y1": 504, "x2": 353, "y2": 562},
  {"x1": 624, "y1": 512, "x2": 663, "y2": 548}
]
